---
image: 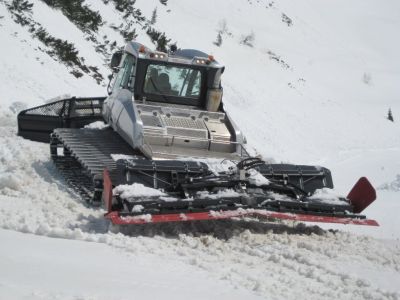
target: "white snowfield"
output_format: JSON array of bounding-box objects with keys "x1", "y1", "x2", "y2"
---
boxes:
[{"x1": 1, "y1": 0, "x2": 400, "y2": 299}]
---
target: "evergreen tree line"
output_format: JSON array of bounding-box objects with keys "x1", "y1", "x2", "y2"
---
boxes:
[{"x1": 4, "y1": 0, "x2": 103, "y2": 83}]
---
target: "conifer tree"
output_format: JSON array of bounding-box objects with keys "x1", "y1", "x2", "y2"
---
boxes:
[{"x1": 388, "y1": 108, "x2": 394, "y2": 122}]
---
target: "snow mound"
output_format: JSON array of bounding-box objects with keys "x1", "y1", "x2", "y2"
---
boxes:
[
  {"x1": 113, "y1": 183, "x2": 166, "y2": 199},
  {"x1": 8, "y1": 101, "x2": 27, "y2": 114}
]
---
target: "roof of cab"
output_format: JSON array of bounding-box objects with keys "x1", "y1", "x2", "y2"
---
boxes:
[{"x1": 124, "y1": 41, "x2": 223, "y2": 69}]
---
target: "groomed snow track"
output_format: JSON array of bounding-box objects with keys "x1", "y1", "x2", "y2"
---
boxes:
[{"x1": 50, "y1": 128, "x2": 139, "y2": 202}]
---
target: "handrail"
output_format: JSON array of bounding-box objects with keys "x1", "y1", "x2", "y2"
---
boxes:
[{"x1": 18, "y1": 97, "x2": 106, "y2": 117}]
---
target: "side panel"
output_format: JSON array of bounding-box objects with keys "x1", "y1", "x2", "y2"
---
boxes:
[
  {"x1": 18, "y1": 114, "x2": 63, "y2": 143},
  {"x1": 107, "y1": 89, "x2": 144, "y2": 150}
]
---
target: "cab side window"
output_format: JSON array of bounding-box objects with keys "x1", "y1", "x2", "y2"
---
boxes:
[{"x1": 112, "y1": 54, "x2": 136, "y2": 93}]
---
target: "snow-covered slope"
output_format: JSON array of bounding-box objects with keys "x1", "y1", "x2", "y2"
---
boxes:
[{"x1": 1, "y1": 0, "x2": 400, "y2": 299}]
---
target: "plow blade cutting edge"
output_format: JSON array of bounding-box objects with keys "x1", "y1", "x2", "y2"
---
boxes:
[
  {"x1": 103, "y1": 170, "x2": 378, "y2": 227},
  {"x1": 105, "y1": 210, "x2": 379, "y2": 226}
]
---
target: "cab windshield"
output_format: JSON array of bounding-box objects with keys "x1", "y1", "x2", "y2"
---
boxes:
[{"x1": 143, "y1": 64, "x2": 202, "y2": 98}]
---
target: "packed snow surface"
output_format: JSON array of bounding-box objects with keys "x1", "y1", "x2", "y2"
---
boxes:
[{"x1": 1, "y1": 0, "x2": 400, "y2": 299}]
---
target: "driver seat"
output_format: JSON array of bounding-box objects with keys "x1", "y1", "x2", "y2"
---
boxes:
[{"x1": 157, "y1": 73, "x2": 171, "y2": 94}]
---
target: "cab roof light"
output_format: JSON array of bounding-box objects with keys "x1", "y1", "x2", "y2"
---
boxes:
[
  {"x1": 193, "y1": 55, "x2": 215, "y2": 65},
  {"x1": 149, "y1": 52, "x2": 166, "y2": 59},
  {"x1": 139, "y1": 45, "x2": 146, "y2": 53},
  {"x1": 195, "y1": 58, "x2": 207, "y2": 64}
]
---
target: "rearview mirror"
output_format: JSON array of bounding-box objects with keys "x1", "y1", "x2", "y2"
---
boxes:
[
  {"x1": 107, "y1": 73, "x2": 114, "y2": 95},
  {"x1": 110, "y1": 51, "x2": 123, "y2": 70}
]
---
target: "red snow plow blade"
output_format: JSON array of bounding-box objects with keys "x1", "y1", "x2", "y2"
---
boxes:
[
  {"x1": 103, "y1": 170, "x2": 378, "y2": 227},
  {"x1": 105, "y1": 209, "x2": 378, "y2": 226}
]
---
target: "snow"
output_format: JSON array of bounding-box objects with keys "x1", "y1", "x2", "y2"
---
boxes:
[
  {"x1": 177, "y1": 157, "x2": 237, "y2": 175},
  {"x1": 111, "y1": 154, "x2": 138, "y2": 161},
  {"x1": 248, "y1": 168, "x2": 271, "y2": 186},
  {"x1": 1, "y1": 0, "x2": 400, "y2": 299},
  {"x1": 113, "y1": 183, "x2": 166, "y2": 199},
  {"x1": 84, "y1": 121, "x2": 109, "y2": 130},
  {"x1": 131, "y1": 204, "x2": 144, "y2": 213},
  {"x1": 0, "y1": 229, "x2": 261, "y2": 300},
  {"x1": 264, "y1": 192, "x2": 296, "y2": 202},
  {"x1": 196, "y1": 189, "x2": 241, "y2": 200},
  {"x1": 308, "y1": 188, "x2": 348, "y2": 205},
  {"x1": 379, "y1": 174, "x2": 400, "y2": 192}
]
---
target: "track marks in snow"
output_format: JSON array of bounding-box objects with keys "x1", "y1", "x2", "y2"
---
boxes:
[{"x1": 103, "y1": 222, "x2": 400, "y2": 300}]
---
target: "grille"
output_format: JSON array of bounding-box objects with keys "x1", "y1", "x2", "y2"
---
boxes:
[
  {"x1": 25, "y1": 100, "x2": 65, "y2": 116},
  {"x1": 163, "y1": 116, "x2": 206, "y2": 130},
  {"x1": 137, "y1": 105, "x2": 158, "y2": 113},
  {"x1": 141, "y1": 114, "x2": 163, "y2": 127},
  {"x1": 72, "y1": 99, "x2": 103, "y2": 116},
  {"x1": 75, "y1": 99, "x2": 101, "y2": 106},
  {"x1": 166, "y1": 127, "x2": 208, "y2": 139},
  {"x1": 23, "y1": 98, "x2": 104, "y2": 117},
  {"x1": 73, "y1": 108, "x2": 102, "y2": 116}
]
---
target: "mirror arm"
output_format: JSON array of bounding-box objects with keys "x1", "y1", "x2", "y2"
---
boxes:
[{"x1": 107, "y1": 73, "x2": 115, "y2": 95}]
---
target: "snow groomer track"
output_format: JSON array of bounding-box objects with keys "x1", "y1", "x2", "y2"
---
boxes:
[{"x1": 50, "y1": 128, "x2": 138, "y2": 202}]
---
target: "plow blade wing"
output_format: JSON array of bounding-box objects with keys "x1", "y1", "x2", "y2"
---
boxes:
[
  {"x1": 104, "y1": 210, "x2": 379, "y2": 226},
  {"x1": 347, "y1": 177, "x2": 377, "y2": 213}
]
